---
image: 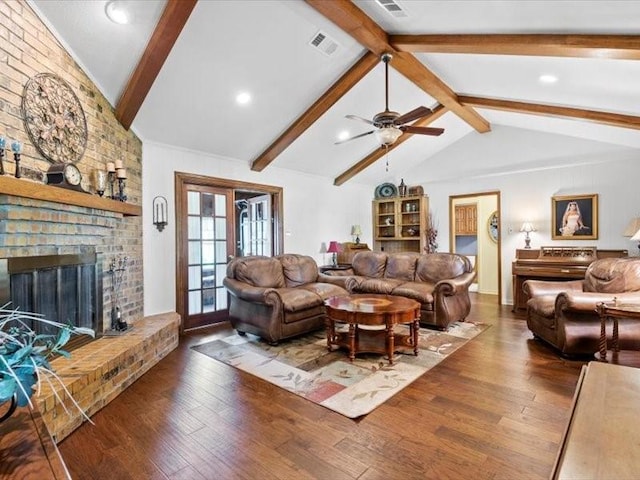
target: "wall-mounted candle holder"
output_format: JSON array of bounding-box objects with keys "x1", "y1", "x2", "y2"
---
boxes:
[
  {"x1": 0, "y1": 136, "x2": 5, "y2": 175},
  {"x1": 152, "y1": 196, "x2": 168, "y2": 232}
]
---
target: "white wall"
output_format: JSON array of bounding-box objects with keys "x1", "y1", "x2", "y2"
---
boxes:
[
  {"x1": 142, "y1": 142, "x2": 372, "y2": 316},
  {"x1": 411, "y1": 126, "x2": 640, "y2": 305}
]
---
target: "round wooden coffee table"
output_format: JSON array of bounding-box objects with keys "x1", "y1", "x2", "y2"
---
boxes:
[{"x1": 324, "y1": 294, "x2": 421, "y2": 364}]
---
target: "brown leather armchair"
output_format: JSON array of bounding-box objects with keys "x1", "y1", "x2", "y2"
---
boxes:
[
  {"x1": 223, "y1": 254, "x2": 349, "y2": 344},
  {"x1": 524, "y1": 257, "x2": 640, "y2": 356}
]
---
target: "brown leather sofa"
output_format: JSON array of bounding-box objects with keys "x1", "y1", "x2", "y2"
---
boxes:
[
  {"x1": 223, "y1": 254, "x2": 349, "y2": 344},
  {"x1": 320, "y1": 251, "x2": 476, "y2": 330},
  {"x1": 524, "y1": 257, "x2": 640, "y2": 356}
]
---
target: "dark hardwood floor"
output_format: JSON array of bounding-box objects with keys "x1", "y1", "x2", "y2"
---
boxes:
[{"x1": 59, "y1": 294, "x2": 587, "y2": 479}]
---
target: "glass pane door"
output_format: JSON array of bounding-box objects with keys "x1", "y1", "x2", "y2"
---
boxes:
[{"x1": 183, "y1": 186, "x2": 233, "y2": 329}]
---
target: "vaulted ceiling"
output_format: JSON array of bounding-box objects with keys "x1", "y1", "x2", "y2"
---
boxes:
[{"x1": 31, "y1": 0, "x2": 640, "y2": 187}]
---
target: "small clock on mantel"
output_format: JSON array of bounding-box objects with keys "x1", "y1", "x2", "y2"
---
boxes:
[{"x1": 46, "y1": 162, "x2": 86, "y2": 192}]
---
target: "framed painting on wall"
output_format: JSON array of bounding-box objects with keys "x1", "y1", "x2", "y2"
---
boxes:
[{"x1": 552, "y1": 194, "x2": 598, "y2": 240}]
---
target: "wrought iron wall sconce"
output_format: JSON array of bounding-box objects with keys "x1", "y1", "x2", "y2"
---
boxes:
[
  {"x1": 0, "y1": 136, "x2": 5, "y2": 175},
  {"x1": 152, "y1": 196, "x2": 168, "y2": 232}
]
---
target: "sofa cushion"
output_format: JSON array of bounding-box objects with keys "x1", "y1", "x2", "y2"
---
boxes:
[
  {"x1": 385, "y1": 253, "x2": 420, "y2": 281},
  {"x1": 584, "y1": 257, "x2": 640, "y2": 293},
  {"x1": 301, "y1": 282, "x2": 348, "y2": 300},
  {"x1": 279, "y1": 254, "x2": 318, "y2": 287},
  {"x1": 352, "y1": 251, "x2": 387, "y2": 278},
  {"x1": 272, "y1": 288, "x2": 324, "y2": 313},
  {"x1": 354, "y1": 278, "x2": 404, "y2": 294},
  {"x1": 234, "y1": 257, "x2": 285, "y2": 288},
  {"x1": 391, "y1": 282, "x2": 435, "y2": 304},
  {"x1": 416, "y1": 253, "x2": 469, "y2": 283}
]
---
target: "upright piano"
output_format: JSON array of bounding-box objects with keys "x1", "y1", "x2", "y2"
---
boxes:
[{"x1": 512, "y1": 246, "x2": 628, "y2": 311}]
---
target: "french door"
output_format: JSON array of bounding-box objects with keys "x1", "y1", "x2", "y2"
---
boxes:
[
  {"x1": 177, "y1": 183, "x2": 234, "y2": 330},
  {"x1": 175, "y1": 173, "x2": 284, "y2": 332}
]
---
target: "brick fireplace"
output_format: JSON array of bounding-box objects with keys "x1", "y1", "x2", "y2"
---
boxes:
[{"x1": 0, "y1": 190, "x2": 179, "y2": 442}]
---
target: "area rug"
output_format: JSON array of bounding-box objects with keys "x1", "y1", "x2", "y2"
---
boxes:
[{"x1": 192, "y1": 321, "x2": 488, "y2": 418}]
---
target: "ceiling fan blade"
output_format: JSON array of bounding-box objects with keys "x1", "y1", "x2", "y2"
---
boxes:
[
  {"x1": 400, "y1": 125, "x2": 445, "y2": 136},
  {"x1": 335, "y1": 130, "x2": 376, "y2": 145},
  {"x1": 394, "y1": 106, "x2": 432, "y2": 125},
  {"x1": 346, "y1": 114, "x2": 375, "y2": 125}
]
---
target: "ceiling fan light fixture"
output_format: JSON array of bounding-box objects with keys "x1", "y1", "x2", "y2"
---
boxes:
[{"x1": 375, "y1": 126, "x2": 402, "y2": 146}]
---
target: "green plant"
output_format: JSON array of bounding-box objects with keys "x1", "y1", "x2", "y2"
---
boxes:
[{"x1": 0, "y1": 305, "x2": 94, "y2": 417}]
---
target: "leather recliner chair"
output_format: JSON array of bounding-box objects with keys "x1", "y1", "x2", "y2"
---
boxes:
[{"x1": 524, "y1": 257, "x2": 640, "y2": 356}]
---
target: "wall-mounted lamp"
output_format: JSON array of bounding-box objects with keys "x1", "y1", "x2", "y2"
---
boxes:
[
  {"x1": 520, "y1": 222, "x2": 535, "y2": 249},
  {"x1": 623, "y1": 217, "x2": 640, "y2": 255},
  {"x1": 327, "y1": 241, "x2": 340, "y2": 267},
  {"x1": 152, "y1": 196, "x2": 168, "y2": 232},
  {"x1": 0, "y1": 135, "x2": 5, "y2": 175},
  {"x1": 351, "y1": 225, "x2": 362, "y2": 244}
]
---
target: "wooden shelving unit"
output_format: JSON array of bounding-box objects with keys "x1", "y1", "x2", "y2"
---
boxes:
[
  {"x1": 372, "y1": 195, "x2": 427, "y2": 253},
  {"x1": 0, "y1": 175, "x2": 141, "y2": 216}
]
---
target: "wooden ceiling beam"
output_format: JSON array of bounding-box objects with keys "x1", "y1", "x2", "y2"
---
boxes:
[
  {"x1": 305, "y1": 0, "x2": 490, "y2": 135},
  {"x1": 334, "y1": 105, "x2": 448, "y2": 186},
  {"x1": 391, "y1": 34, "x2": 640, "y2": 60},
  {"x1": 458, "y1": 95, "x2": 640, "y2": 130},
  {"x1": 115, "y1": 0, "x2": 197, "y2": 130},
  {"x1": 251, "y1": 51, "x2": 379, "y2": 172}
]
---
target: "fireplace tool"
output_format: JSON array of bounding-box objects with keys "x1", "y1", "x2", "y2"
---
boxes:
[{"x1": 108, "y1": 255, "x2": 128, "y2": 332}]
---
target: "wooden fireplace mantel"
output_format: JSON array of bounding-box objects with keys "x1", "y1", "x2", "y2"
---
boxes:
[{"x1": 0, "y1": 176, "x2": 141, "y2": 217}]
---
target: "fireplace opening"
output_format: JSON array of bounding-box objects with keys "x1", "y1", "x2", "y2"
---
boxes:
[{"x1": 0, "y1": 252, "x2": 103, "y2": 352}]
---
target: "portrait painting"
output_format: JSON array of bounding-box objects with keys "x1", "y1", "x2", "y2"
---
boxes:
[{"x1": 551, "y1": 194, "x2": 598, "y2": 240}]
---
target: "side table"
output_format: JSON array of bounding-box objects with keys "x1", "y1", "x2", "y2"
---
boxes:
[
  {"x1": 319, "y1": 264, "x2": 351, "y2": 274},
  {"x1": 597, "y1": 301, "x2": 640, "y2": 366}
]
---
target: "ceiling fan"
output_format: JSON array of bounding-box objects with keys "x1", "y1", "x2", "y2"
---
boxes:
[{"x1": 336, "y1": 53, "x2": 444, "y2": 146}]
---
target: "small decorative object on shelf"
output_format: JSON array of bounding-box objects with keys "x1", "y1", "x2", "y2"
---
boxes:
[
  {"x1": 152, "y1": 196, "x2": 168, "y2": 232},
  {"x1": 106, "y1": 161, "x2": 116, "y2": 199},
  {"x1": 108, "y1": 255, "x2": 128, "y2": 332},
  {"x1": 94, "y1": 169, "x2": 107, "y2": 197},
  {"x1": 0, "y1": 135, "x2": 5, "y2": 175},
  {"x1": 11, "y1": 140, "x2": 21, "y2": 179},
  {"x1": 116, "y1": 167, "x2": 127, "y2": 202},
  {"x1": 398, "y1": 178, "x2": 407, "y2": 197}
]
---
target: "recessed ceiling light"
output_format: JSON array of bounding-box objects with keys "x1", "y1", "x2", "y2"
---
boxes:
[
  {"x1": 105, "y1": 1, "x2": 130, "y2": 25},
  {"x1": 539, "y1": 74, "x2": 558, "y2": 84},
  {"x1": 236, "y1": 92, "x2": 251, "y2": 105},
  {"x1": 337, "y1": 130, "x2": 350, "y2": 141}
]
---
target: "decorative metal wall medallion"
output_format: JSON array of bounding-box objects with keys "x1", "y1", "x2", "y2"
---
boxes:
[{"x1": 21, "y1": 73, "x2": 88, "y2": 164}]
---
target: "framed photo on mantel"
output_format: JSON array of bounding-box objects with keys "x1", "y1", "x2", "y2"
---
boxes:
[{"x1": 552, "y1": 194, "x2": 598, "y2": 240}]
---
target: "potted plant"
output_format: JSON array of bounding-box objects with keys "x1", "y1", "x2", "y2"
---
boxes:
[{"x1": 0, "y1": 305, "x2": 94, "y2": 422}]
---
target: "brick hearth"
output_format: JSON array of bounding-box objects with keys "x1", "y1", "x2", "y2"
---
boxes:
[{"x1": 36, "y1": 312, "x2": 180, "y2": 442}]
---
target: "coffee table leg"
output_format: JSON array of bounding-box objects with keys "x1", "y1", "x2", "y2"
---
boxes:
[
  {"x1": 599, "y1": 314, "x2": 607, "y2": 360},
  {"x1": 386, "y1": 322, "x2": 394, "y2": 364},
  {"x1": 412, "y1": 318, "x2": 419, "y2": 356},
  {"x1": 348, "y1": 323, "x2": 356, "y2": 362},
  {"x1": 325, "y1": 317, "x2": 334, "y2": 353},
  {"x1": 613, "y1": 317, "x2": 620, "y2": 353}
]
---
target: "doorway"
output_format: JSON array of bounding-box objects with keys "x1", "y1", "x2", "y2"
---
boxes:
[
  {"x1": 449, "y1": 191, "x2": 501, "y2": 302},
  {"x1": 175, "y1": 173, "x2": 283, "y2": 331}
]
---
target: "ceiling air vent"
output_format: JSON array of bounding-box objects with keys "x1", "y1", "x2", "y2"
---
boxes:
[
  {"x1": 309, "y1": 30, "x2": 339, "y2": 56},
  {"x1": 375, "y1": 0, "x2": 408, "y2": 18}
]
